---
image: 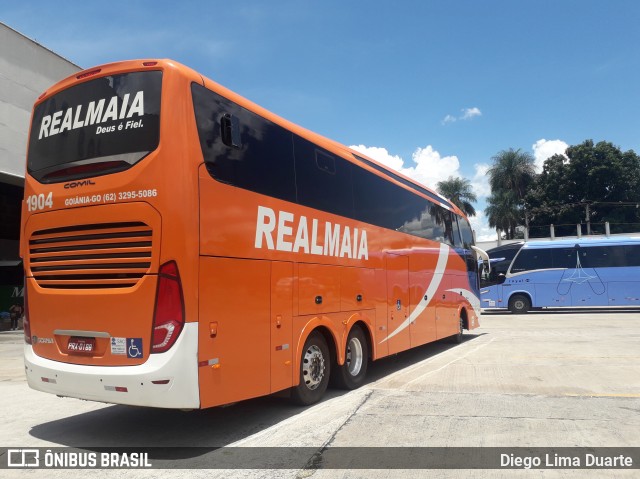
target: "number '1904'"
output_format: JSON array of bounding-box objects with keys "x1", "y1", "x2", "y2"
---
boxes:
[{"x1": 27, "y1": 192, "x2": 53, "y2": 212}]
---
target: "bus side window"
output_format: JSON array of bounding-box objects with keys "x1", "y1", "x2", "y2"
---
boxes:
[
  {"x1": 582, "y1": 246, "x2": 626, "y2": 268},
  {"x1": 552, "y1": 247, "x2": 575, "y2": 268},
  {"x1": 452, "y1": 215, "x2": 463, "y2": 248},
  {"x1": 458, "y1": 218, "x2": 474, "y2": 250},
  {"x1": 191, "y1": 83, "x2": 297, "y2": 204},
  {"x1": 625, "y1": 245, "x2": 640, "y2": 267},
  {"x1": 294, "y1": 137, "x2": 354, "y2": 219},
  {"x1": 511, "y1": 249, "x2": 552, "y2": 273}
]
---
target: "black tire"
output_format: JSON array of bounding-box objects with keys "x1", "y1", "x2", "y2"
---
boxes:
[
  {"x1": 291, "y1": 331, "x2": 331, "y2": 406},
  {"x1": 509, "y1": 294, "x2": 531, "y2": 314},
  {"x1": 332, "y1": 326, "x2": 369, "y2": 390},
  {"x1": 450, "y1": 314, "x2": 465, "y2": 344}
]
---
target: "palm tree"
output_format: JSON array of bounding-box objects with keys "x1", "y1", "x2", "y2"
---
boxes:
[
  {"x1": 436, "y1": 176, "x2": 477, "y2": 217},
  {"x1": 485, "y1": 190, "x2": 520, "y2": 239},
  {"x1": 486, "y1": 148, "x2": 536, "y2": 238},
  {"x1": 488, "y1": 148, "x2": 536, "y2": 201}
]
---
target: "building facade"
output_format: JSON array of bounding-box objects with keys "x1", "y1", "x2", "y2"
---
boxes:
[{"x1": 0, "y1": 22, "x2": 80, "y2": 317}]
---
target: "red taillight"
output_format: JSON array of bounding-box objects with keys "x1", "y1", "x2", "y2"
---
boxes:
[
  {"x1": 76, "y1": 68, "x2": 102, "y2": 80},
  {"x1": 151, "y1": 261, "x2": 184, "y2": 353},
  {"x1": 42, "y1": 160, "x2": 129, "y2": 181}
]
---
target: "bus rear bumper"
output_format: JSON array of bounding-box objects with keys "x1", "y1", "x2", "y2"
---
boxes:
[{"x1": 24, "y1": 323, "x2": 200, "y2": 409}]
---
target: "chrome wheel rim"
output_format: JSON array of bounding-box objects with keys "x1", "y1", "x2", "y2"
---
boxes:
[
  {"x1": 302, "y1": 344, "x2": 325, "y2": 390},
  {"x1": 514, "y1": 299, "x2": 525, "y2": 310},
  {"x1": 346, "y1": 336, "x2": 363, "y2": 377}
]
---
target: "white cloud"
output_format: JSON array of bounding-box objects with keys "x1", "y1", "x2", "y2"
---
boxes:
[
  {"x1": 441, "y1": 107, "x2": 482, "y2": 125},
  {"x1": 469, "y1": 211, "x2": 497, "y2": 242},
  {"x1": 349, "y1": 145, "x2": 404, "y2": 171},
  {"x1": 349, "y1": 144, "x2": 461, "y2": 190},
  {"x1": 404, "y1": 146, "x2": 462, "y2": 189},
  {"x1": 470, "y1": 163, "x2": 491, "y2": 199},
  {"x1": 532, "y1": 139, "x2": 568, "y2": 172},
  {"x1": 442, "y1": 114, "x2": 457, "y2": 124},
  {"x1": 461, "y1": 107, "x2": 482, "y2": 120}
]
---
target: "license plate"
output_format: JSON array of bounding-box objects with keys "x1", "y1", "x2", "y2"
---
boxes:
[{"x1": 67, "y1": 337, "x2": 96, "y2": 354}]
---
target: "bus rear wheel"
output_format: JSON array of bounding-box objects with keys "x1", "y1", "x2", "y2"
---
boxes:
[
  {"x1": 332, "y1": 326, "x2": 368, "y2": 390},
  {"x1": 509, "y1": 294, "x2": 531, "y2": 314},
  {"x1": 450, "y1": 314, "x2": 465, "y2": 344},
  {"x1": 291, "y1": 331, "x2": 330, "y2": 406}
]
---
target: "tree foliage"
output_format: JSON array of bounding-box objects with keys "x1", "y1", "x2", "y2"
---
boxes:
[
  {"x1": 485, "y1": 148, "x2": 536, "y2": 239},
  {"x1": 526, "y1": 140, "x2": 640, "y2": 235},
  {"x1": 485, "y1": 190, "x2": 520, "y2": 239},
  {"x1": 436, "y1": 176, "x2": 477, "y2": 217}
]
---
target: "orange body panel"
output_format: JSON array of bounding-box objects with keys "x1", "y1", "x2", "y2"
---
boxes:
[{"x1": 386, "y1": 254, "x2": 410, "y2": 355}]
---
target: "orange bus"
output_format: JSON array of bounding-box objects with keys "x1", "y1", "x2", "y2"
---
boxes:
[{"x1": 22, "y1": 59, "x2": 482, "y2": 409}]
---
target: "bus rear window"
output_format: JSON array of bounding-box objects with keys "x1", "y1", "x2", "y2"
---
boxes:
[{"x1": 28, "y1": 71, "x2": 162, "y2": 183}]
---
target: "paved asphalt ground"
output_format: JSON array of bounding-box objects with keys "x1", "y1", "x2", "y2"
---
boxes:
[{"x1": 1, "y1": 310, "x2": 639, "y2": 478}]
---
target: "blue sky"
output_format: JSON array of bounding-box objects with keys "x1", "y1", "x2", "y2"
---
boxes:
[{"x1": 4, "y1": 0, "x2": 640, "y2": 239}]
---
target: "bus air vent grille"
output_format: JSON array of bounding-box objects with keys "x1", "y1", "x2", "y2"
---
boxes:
[{"x1": 28, "y1": 222, "x2": 153, "y2": 289}]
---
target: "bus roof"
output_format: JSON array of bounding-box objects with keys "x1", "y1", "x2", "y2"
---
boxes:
[{"x1": 522, "y1": 237, "x2": 640, "y2": 249}]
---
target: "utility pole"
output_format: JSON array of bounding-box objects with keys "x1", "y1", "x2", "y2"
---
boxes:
[{"x1": 585, "y1": 203, "x2": 591, "y2": 235}]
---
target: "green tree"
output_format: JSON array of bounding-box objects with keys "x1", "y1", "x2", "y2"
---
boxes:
[
  {"x1": 526, "y1": 140, "x2": 640, "y2": 235},
  {"x1": 436, "y1": 176, "x2": 477, "y2": 217},
  {"x1": 485, "y1": 190, "x2": 520, "y2": 239},
  {"x1": 485, "y1": 148, "x2": 536, "y2": 239},
  {"x1": 487, "y1": 148, "x2": 536, "y2": 200}
]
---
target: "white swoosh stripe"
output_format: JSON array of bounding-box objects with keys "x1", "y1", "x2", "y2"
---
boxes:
[
  {"x1": 381, "y1": 244, "x2": 450, "y2": 343},
  {"x1": 446, "y1": 288, "x2": 481, "y2": 317}
]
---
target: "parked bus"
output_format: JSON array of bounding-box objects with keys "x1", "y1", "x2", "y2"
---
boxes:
[
  {"x1": 22, "y1": 59, "x2": 482, "y2": 409},
  {"x1": 480, "y1": 237, "x2": 640, "y2": 313}
]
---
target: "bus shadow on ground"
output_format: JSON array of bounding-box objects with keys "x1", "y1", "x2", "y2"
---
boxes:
[{"x1": 28, "y1": 333, "x2": 484, "y2": 456}]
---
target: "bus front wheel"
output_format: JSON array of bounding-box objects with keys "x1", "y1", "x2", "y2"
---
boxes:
[
  {"x1": 509, "y1": 294, "x2": 531, "y2": 314},
  {"x1": 291, "y1": 331, "x2": 330, "y2": 406}
]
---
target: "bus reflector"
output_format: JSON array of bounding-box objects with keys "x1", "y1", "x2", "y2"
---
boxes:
[
  {"x1": 104, "y1": 386, "x2": 128, "y2": 392},
  {"x1": 143, "y1": 61, "x2": 158, "y2": 67},
  {"x1": 151, "y1": 261, "x2": 184, "y2": 353}
]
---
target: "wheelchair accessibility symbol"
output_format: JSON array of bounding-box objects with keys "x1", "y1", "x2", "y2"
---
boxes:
[{"x1": 127, "y1": 338, "x2": 143, "y2": 358}]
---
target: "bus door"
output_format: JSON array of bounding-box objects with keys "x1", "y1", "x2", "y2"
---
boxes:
[
  {"x1": 409, "y1": 271, "x2": 437, "y2": 348},
  {"x1": 386, "y1": 254, "x2": 410, "y2": 354},
  {"x1": 270, "y1": 261, "x2": 293, "y2": 392},
  {"x1": 198, "y1": 257, "x2": 271, "y2": 407}
]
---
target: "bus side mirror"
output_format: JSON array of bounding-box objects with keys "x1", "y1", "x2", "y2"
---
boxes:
[
  {"x1": 471, "y1": 245, "x2": 490, "y2": 274},
  {"x1": 497, "y1": 273, "x2": 506, "y2": 284}
]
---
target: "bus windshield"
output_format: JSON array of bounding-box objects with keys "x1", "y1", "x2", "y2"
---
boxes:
[{"x1": 27, "y1": 71, "x2": 162, "y2": 183}]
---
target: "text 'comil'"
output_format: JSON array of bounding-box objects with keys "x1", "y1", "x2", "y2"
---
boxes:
[{"x1": 255, "y1": 206, "x2": 368, "y2": 260}]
